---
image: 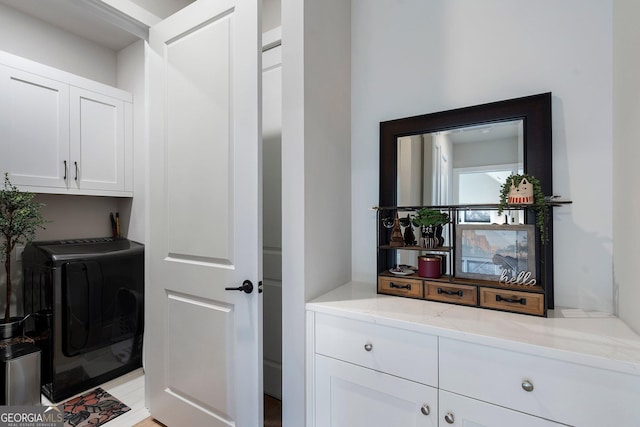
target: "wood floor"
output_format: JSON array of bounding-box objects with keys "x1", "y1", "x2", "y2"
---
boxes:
[
  {"x1": 133, "y1": 395, "x2": 282, "y2": 427},
  {"x1": 43, "y1": 369, "x2": 282, "y2": 427}
]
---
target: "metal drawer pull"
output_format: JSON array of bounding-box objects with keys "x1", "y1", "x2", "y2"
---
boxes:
[
  {"x1": 437, "y1": 288, "x2": 463, "y2": 297},
  {"x1": 496, "y1": 295, "x2": 526, "y2": 305},
  {"x1": 522, "y1": 379, "x2": 534, "y2": 392},
  {"x1": 444, "y1": 412, "x2": 455, "y2": 424},
  {"x1": 63, "y1": 160, "x2": 67, "y2": 180},
  {"x1": 389, "y1": 282, "x2": 411, "y2": 290},
  {"x1": 364, "y1": 343, "x2": 372, "y2": 352},
  {"x1": 420, "y1": 404, "x2": 430, "y2": 416}
]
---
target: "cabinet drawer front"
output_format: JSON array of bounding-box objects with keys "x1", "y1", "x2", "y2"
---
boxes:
[
  {"x1": 378, "y1": 276, "x2": 423, "y2": 299},
  {"x1": 315, "y1": 355, "x2": 438, "y2": 427},
  {"x1": 479, "y1": 287, "x2": 544, "y2": 316},
  {"x1": 439, "y1": 390, "x2": 564, "y2": 427},
  {"x1": 424, "y1": 282, "x2": 476, "y2": 306},
  {"x1": 440, "y1": 338, "x2": 640, "y2": 426},
  {"x1": 315, "y1": 313, "x2": 438, "y2": 387}
]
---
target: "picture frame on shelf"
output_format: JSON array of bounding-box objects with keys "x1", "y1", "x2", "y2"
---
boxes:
[
  {"x1": 460, "y1": 210, "x2": 491, "y2": 224},
  {"x1": 455, "y1": 224, "x2": 536, "y2": 282}
]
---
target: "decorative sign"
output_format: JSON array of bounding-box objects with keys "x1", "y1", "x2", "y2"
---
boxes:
[{"x1": 499, "y1": 270, "x2": 537, "y2": 286}]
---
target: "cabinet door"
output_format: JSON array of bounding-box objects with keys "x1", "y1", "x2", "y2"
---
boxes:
[
  {"x1": 0, "y1": 65, "x2": 69, "y2": 188},
  {"x1": 69, "y1": 86, "x2": 126, "y2": 192},
  {"x1": 439, "y1": 390, "x2": 566, "y2": 427},
  {"x1": 315, "y1": 355, "x2": 437, "y2": 427}
]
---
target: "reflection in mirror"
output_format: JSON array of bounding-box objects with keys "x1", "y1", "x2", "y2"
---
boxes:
[{"x1": 397, "y1": 119, "x2": 524, "y2": 208}]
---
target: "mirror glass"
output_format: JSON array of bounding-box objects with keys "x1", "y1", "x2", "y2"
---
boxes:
[{"x1": 397, "y1": 119, "x2": 523, "y2": 207}]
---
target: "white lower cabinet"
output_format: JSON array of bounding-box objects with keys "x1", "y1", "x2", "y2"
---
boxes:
[
  {"x1": 309, "y1": 311, "x2": 640, "y2": 427},
  {"x1": 315, "y1": 355, "x2": 437, "y2": 427},
  {"x1": 439, "y1": 390, "x2": 565, "y2": 427}
]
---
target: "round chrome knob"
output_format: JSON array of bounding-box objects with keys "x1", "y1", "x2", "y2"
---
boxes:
[
  {"x1": 444, "y1": 412, "x2": 455, "y2": 424},
  {"x1": 521, "y1": 379, "x2": 534, "y2": 392},
  {"x1": 364, "y1": 343, "x2": 373, "y2": 352},
  {"x1": 420, "y1": 404, "x2": 430, "y2": 416}
]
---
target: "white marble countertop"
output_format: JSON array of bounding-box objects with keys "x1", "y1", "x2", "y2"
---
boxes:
[{"x1": 306, "y1": 281, "x2": 640, "y2": 376}]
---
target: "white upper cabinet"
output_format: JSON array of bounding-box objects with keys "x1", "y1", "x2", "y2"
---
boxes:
[
  {"x1": 69, "y1": 87, "x2": 128, "y2": 193},
  {"x1": 0, "y1": 65, "x2": 70, "y2": 189},
  {"x1": 0, "y1": 52, "x2": 133, "y2": 197}
]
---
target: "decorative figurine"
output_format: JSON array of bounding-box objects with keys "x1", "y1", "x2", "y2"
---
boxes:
[{"x1": 389, "y1": 213, "x2": 405, "y2": 247}]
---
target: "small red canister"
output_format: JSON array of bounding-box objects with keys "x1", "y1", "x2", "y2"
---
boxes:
[{"x1": 418, "y1": 256, "x2": 442, "y2": 278}]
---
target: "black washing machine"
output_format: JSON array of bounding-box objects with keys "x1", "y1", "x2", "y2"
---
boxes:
[{"x1": 22, "y1": 238, "x2": 144, "y2": 403}]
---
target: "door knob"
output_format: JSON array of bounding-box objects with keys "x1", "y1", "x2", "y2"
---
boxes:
[
  {"x1": 444, "y1": 412, "x2": 455, "y2": 424},
  {"x1": 225, "y1": 280, "x2": 254, "y2": 294}
]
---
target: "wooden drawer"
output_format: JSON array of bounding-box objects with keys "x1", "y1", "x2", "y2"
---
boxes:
[
  {"x1": 479, "y1": 287, "x2": 544, "y2": 316},
  {"x1": 314, "y1": 313, "x2": 438, "y2": 387},
  {"x1": 440, "y1": 338, "x2": 640, "y2": 427},
  {"x1": 378, "y1": 276, "x2": 423, "y2": 299},
  {"x1": 424, "y1": 282, "x2": 477, "y2": 306}
]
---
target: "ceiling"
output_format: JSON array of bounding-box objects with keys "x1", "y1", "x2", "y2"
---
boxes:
[{"x1": 0, "y1": 0, "x2": 193, "y2": 51}]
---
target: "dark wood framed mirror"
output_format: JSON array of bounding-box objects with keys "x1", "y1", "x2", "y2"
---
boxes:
[{"x1": 379, "y1": 93, "x2": 554, "y2": 310}]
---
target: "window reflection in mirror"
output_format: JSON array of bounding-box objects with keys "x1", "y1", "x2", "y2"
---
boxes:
[{"x1": 397, "y1": 119, "x2": 525, "y2": 224}]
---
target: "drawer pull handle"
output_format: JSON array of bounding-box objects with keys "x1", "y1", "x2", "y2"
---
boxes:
[
  {"x1": 496, "y1": 295, "x2": 526, "y2": 305},
  {"x1": 522, "y1": 379, "x2": 534, "y2": 392},
  {"x1": 444, "y1": 412, "x2": 455, "y2": 424},
  {"x1": 437, "y1": 288, "x2": 463, "y2": 297},
  {"x1": 364, "y1": 343, "x2": 373, "y2": 352},
  {"x1": 389, "y1": 282, "x2": 411, "y2": 290},
  {"x1": 420, "y1": 404, "x2": 430, "y2": 416},
  {"x1": 63, "y1": 160, "x2": 68, "y2": 180}
]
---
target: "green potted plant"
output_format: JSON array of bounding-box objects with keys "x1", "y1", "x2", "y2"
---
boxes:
[
  {"x1": 0, "y1": 173, "x2": 47, "y2": 338},
  {"x1": 411, "y1": 208, "x2": 449, "y2": 248},
  {"x1": 497, "y1": 173, "x2": 549, "y2": 242}
]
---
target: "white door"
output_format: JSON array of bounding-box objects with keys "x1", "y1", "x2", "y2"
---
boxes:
[{"x1": 146, "y1": 0, "x2": 262, "y2": 426}]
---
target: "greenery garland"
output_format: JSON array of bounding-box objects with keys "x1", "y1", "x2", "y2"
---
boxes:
[{"x1": 497, "y1": 173, "x2": 549, "y2": 243}]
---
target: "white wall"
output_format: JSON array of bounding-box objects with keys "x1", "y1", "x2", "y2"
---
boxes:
[
  {"x1": 613, "y1": 0, "x2": 640, "y2": 332},
  {"x1": 262, "y1": 43, "x2": 283, "y2": 399},
  {"x1": 351, "y1": 0, "x2": 614, "y2": 313},
  {"x1": 281, "y1": 0, "x2": 351, "y2": 424},
  {"x1": 0, "y1": 3, "x2": 118, "y2": 85},
  {"x1": 117, "y1": 40, "x2": 147, "y2": 244}
]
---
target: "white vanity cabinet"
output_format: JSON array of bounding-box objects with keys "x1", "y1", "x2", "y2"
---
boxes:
[
  {"x1": 311, "y1": 312, "x2": 439, "y2": 426},
  {"x1": 307, "y1": 282, "x2": 640, "y2": 427},
  {"x1": 0, "y1": 52, "x2": 133, "y2": 196}
]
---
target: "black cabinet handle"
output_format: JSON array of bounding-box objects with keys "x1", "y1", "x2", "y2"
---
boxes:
[
  {"x1": 389, "y1": 282, "x2": 411, "y2": 290},
  {"x1": 74, "y1": 161, "x2": 78, "y2": 181},
  {"x1": 437, "y1": 288, "x2": 463, "y2": 297},
  {"x1": 496, "y1": 295, "x2": 526, "y2": 305},
  {"x1": 63, "y1": 160, "x2": 67, "y2": 180}
]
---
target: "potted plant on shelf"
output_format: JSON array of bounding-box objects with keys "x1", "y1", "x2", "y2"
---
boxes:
[
  {"x1": 497, "y1": 173, "x2": 549, "y2": 242},
  {"x1": 0, "y1": 173, "x2": 47, "y2": 339},
  {"x1": 411, "y1": 208, "x2": 449, "y2": 248}
]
